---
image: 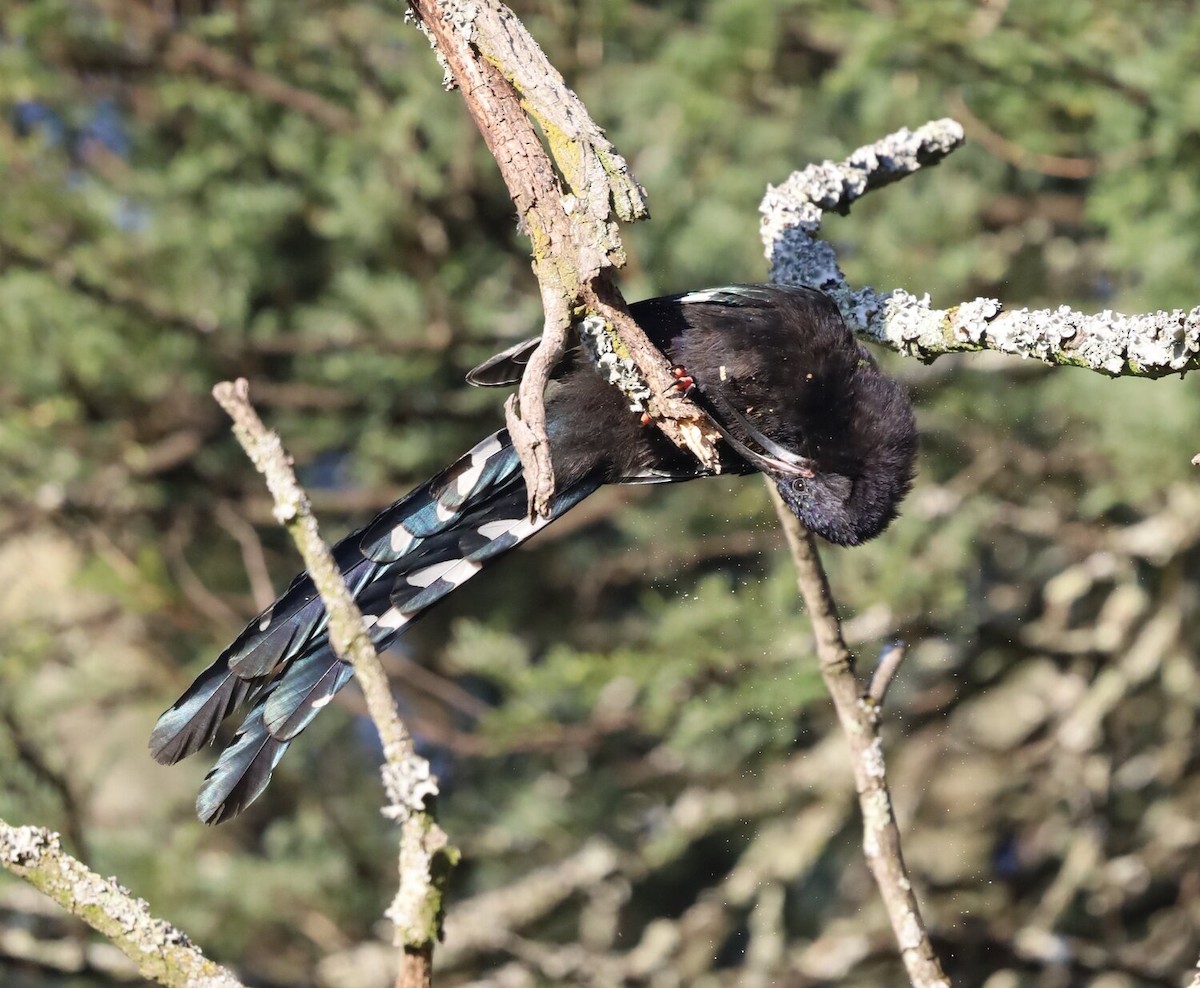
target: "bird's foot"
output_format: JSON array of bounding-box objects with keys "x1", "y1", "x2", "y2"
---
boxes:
[{"x1": 663, "y1": 365, "x2": 695, "y2": 396}]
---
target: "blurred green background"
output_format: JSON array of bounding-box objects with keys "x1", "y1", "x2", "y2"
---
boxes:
[{"x1": 4, "y1": 1, "x2": 1200, "y2": 986}]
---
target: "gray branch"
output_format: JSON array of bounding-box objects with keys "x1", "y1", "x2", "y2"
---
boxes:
[
  {"x1": 762, "y1": 118, "x2": 1200, "y2": 377},
  {"x1": 211, "y1": 379, "x2": 455, "y2": 984},
  {"x1": 469, "y1": 4, "x2": 649, "y2": 227},
  {"x1": 407, "y1": 0, "x2": 724, "y2": 517},
  {"x1": 0, "y1": 821, "x2": 244, "y2": 988},
  {"x1": 766, "y1": 484, "x2": 949, "y2": 988}
]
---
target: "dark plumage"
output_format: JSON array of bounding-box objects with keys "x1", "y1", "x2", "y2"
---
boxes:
[{"x1": 151, "y1": 284, "x2": 917, "y2": 822}]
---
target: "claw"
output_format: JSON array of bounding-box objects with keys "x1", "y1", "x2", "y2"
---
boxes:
[
  {"x1": 663, "y1": 363, "x2": 813, "y2": 478},
  {"x1": 663, "y1": 365, "x2": 695, "y2": 395}
]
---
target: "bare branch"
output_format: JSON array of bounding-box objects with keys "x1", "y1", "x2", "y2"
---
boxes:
[
  {"x1": 213, "y1": 500, "x2": 277, "y2": 611},
  {"x1": 867, "y1": 641, "x2": 908, "y2": 708},
  {"x1": 761, "y1": 119, "x2": 967, "y2": 248},
  {"x1": 946, "y1": 92, "x2": 1099, "y2": 179},
  {"x1": 762, "y1": 118, "x2": 1200, "y2": 378},
  {"x1": 0, "y1": 232, "x2": 223, "y2": 336},
  {"x1": 0, "y1": 821, "x2": 245, "y2": 988},
  {"x1": 442, "y1": 840, "x2": 621, "y2": 962},
  {"x1": 766, "y1": 482, "x2": 949, "y2": 988},
  {"x1": 211, "y1": 378, "x2": 455, "y2": 987},
  {"x1": 0, "y1": 707, "x2": 90, "y2": 862},
  {"x1": 94, "y1": 0, "x2": 357, "y2": 133},
  {"x1": 873, "y1": 292, "x2": 1200, "y2": 377},
  {"x1": 459, "y1": 3, "x2": 649, "y2": 228}
]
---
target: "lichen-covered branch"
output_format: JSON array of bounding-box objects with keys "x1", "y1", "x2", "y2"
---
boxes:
[
  {"x1": 760, "y1": 119, "x2": 967, "y2": 251},
  {"x1": 0, "y1": 821, "x2": 245, "y2": 988},
  {"x1": 767, "y1": 483, "x2": 949, "y2": 988},
  {"x1": 463, "y1": 3, "x2": 648, "y2": 230},
  {"x1": 406, "y1": 0, "x2": 723, "y2": 514},
  {"x1": 211, "y1": 378, "x2": 455, "y2": 988},
  {"x1": 762, "y1": 118, "x2": 1200, "y2": 378},
  {"x1": 872, "y1": 291, "x2": 1200, "y2": 377}
]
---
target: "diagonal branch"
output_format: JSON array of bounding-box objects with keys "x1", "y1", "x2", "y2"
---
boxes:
[
  {"x1": 94, "y1": 0, "x2": 357, "y2": 133},
  {"x1": 406, "y1": 0, "x2": 723, "y2": 516},
  {"x1": 0, "y1": 821, "x2": 245, "y2": 988},
  {"x1": 211, "y1": 378, "x2": 455, "y2": 988},
  {"x1": 0, "y1": 232, "x2": 224, "y2": 336}
]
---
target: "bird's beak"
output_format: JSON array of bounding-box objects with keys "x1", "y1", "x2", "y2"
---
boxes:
[{"x1": 687, "y1": 386, "x2": 815, "y2": 478}]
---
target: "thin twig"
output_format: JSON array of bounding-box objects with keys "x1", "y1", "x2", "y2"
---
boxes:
[
  {"x1": 97, "y1": 0, "x2": 357, "y2": 133},
  {"x1": 0, "y1": 709, "x2": 91, "y2": 863},
  {"x1": 868, "y1": 641, "x2": 908, "y2": 708},
  {"x1": 0, "y1": 232, "x2": 224, "y2": 336},
  {"x1": 213, "y1": 500, "x2": 277, "y2": 611},
  {"x1": 0, "y1": 821, "x2": 244, "y2": 988},
  {"x1": 767, "y1": 481, "x2": 949, "y2": 988},
  {"x1": 165, "y1": 521, "x2": 242, "y2": 628},
  {"x1": 211, "y1": 378, "x2": 455, "y2": 988},
  {"x1": 946, "y1": 91, "x2": 1098, "y2": 179}
]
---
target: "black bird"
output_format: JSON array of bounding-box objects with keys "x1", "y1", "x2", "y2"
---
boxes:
[{"x1": 150, "y1": 284, "x2": 917, "y2": 823}]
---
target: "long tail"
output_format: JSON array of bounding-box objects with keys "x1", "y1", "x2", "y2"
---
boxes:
[{"x1": 150, "y1": 430, "x2": 600, "y2": 823}]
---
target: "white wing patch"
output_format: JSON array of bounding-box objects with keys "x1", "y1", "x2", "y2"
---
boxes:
[
  {"x1": 376, "y1": 607, "x2": 409, "y2": 631},
  {"x1": 390, "y1": 525, "x2": 416, "y2": 555},
  {"x1": 456, "y1": 435, "x2": 504, "y2": 497},
  {"x1": 678, "y1": 285, "x2": 769, "y2": 306},
  {"x1": 476, "y1": 515, "x2": 550, "y2": 541},
  {"x1": 678, "y1": 288, "x2": 728, "y2": 304},
  {"x1": 407, "y1": 558, "x2": 482, "y2": 588}
]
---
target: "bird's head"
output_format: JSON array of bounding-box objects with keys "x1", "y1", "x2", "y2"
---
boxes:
[{"x1": 769, "y1": 358, "x2": 917, "y2": 546}]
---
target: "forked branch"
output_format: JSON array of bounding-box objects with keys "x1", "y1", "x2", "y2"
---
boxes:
[{"x1": 406, "y1": 0, "x2": 723, "y2": 516}]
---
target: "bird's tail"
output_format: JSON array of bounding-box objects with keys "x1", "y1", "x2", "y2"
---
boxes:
[{"x1": 150, "y1": 429, "x2": 600, "y2": 823}]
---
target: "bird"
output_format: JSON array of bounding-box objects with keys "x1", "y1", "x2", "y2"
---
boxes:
[{"x1": 150, "y1": 283, "x2": 917, "y2": 823}]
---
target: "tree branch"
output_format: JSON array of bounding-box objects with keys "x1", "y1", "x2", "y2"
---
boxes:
[
  {"x1": 867, "y1": 641, "x2": 908, "y2": 708},
  {"x1": 767, "y1": 482, "x2": 949, "y2": 988},
  {"x1": 0, "y1": 232, "x2": 224, "y2": 336},
  {"x1": 94, "y1": 0, "x2": 357, "y2": 133},
  {"x1": 406, "y1": 0, "x2": 723, "y2": 516},
  {"x1": 761, "y1": 118, "x2": 1200, "y2": 378},
  {"x1": 0, "y1": 821, "x2": 245, "y2": 988},
  {"x1": 211, "y1": 378, "x2": 456, "y2": 988}
]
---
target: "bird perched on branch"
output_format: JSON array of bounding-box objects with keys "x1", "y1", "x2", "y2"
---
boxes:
[{"x1": 151, "y1": 284, "x2": 917, "y2": 823}]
